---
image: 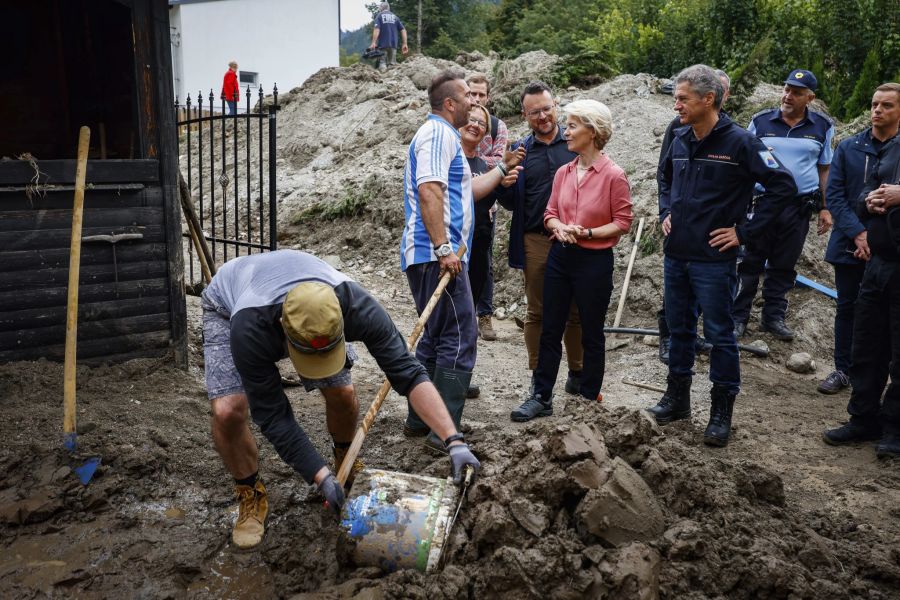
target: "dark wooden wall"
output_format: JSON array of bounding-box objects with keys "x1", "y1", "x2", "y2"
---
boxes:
[{"x1": 0, "y1": 0, "x2": 186, "y2": 367}]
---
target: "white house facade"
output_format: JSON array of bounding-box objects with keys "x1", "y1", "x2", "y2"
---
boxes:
[{"x1": 170, "y1": 0, "x2": 340, "y2": 106}]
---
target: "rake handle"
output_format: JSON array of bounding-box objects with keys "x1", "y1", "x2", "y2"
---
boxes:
[{"x1": 336, "y1": 244, "x2": 466, "y2": 487}]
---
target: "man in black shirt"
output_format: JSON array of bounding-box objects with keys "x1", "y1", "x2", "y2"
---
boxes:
[
  {"x1": 823, "y1": 82, "x2": 900, "y2": 458},
  {"x1": 498, "y1": 81, "x2": 582, "y2": 415}
]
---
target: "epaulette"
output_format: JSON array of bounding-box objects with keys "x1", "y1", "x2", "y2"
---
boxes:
[
  {"x1": 808, "y1": 108, "x2": 835, "y2": 125},
  {"x1": 750, "y1": 107, "x2": 777, "y2": 122}
]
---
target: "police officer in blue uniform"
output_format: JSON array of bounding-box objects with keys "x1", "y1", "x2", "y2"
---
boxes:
[{"x1": 732, "y1": 69, "x2": 835, "y2": 341}]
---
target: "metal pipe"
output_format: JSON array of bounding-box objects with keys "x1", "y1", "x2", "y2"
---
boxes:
[{"x1": 604, "y1": 327, "x2": 769, "y2": 357}]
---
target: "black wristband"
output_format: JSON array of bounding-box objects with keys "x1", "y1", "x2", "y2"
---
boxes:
[
  {"x1": 444, "y1": 432, "x2": 465, "y2": 446},
  {"x1": 587, "y1": 228, "x2": 593, "y2": 238}
]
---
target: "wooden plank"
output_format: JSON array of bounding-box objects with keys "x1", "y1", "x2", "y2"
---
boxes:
[
  {"x1": 0, "y1": 243, "x2": 167, "y2": 272},
  {"x1": 0, "y1": 312, "x2": 170, "y2": 350},
  {"x1": 0, "y1": 159, "x2": 160, "y2": 185},
  {"x1": 80, "y1": 346, "x2": 171, "y2": 367},
  {"x1": 151, "y1": 0, "x2": 188, "y2": 370},
  {"x1": 0, "y1": 277, "x2": 168, "y2": 312},
  {"x1": 0, "y1": 329, "x2": 172, "y2": 363},
  {"x1": 0, "y1": 259, "x2": 169, "y2": 292},
  {"x1": 0, "y1": 224, "x2": 164, "y2": 251},
  {"x1": 0, "y1": 186, "x2": 163, "y2": 211},
  {"x1": 0, "y1": 206, "x2": 164, "y2": 232},
  {"x1": 0, "y1": 296, "x2": 170, "y2": 333}
]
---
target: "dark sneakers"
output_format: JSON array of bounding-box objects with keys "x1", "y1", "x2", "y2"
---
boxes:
[
  {"x1": 647, "y1": 375, "x2": 691, "y2": 424},
  {"x1": 876, "y1": 434, "x2": 900, "y2": 459},
  {"x1": 703, "y1": 385, "x2": 736, "y2": 447},
  {"x1": 822, "y1": 421, "x2": 881, "y2": 445},
  {"x1": 510, "y1": 393, "x2": 553, "y2": 422},
  {"x1": 760, "y1": 319, "x2": 795, "y2": 341},
  {"x1": 564, "y1": 371, "x2": 582, "y2": 394},
  {"x1": 734, "y1": 321, "x2": 747, "y2": 338},
  {"x1": 466, "y1": 383, "x2": 481, "y2": 399},
  {"x1": 817, "y1": 370, "x2": 850, "y2": 394}
]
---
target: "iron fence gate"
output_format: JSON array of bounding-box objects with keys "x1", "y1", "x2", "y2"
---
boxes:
[{"x1": 176, "y1": 85, "x2": 278, "y2": 287}]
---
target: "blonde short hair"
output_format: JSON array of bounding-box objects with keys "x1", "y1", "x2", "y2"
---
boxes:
[{"x1": 564, "y1": 99, "x2": 613, "y2": 150}]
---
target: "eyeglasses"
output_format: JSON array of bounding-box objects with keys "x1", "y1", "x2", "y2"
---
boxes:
[
  {"x1": 467, "y1": 117, "x2": 487, "y2": 129},
  {"x1": 524, "y1": 105, "x2": 555, "y2": 118}
]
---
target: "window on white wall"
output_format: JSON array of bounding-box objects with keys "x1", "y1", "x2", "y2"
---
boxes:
[{"x1": 239, "y1": 71, "x2": 259, "y2": 87}]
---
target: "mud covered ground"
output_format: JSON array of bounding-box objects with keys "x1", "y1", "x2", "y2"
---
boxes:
[{"x1": 2, "y1": 285, "x2": 900, "y2": 599}]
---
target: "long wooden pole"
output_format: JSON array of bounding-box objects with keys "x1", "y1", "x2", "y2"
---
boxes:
[
  {"x1": 612, "y1": 217, "x2": 645, "y2": 330},
  {"x1": 63, "y1": 126, "x2": 91, "y2": 452},
  {"x1": 336, "y1": 244, "x2": 466, "y2": 487}
]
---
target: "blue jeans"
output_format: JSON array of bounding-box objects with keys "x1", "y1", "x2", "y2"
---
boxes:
[
  {"x1": 833, "y1": 262, "x2": 865, "y2": 373},
  {"x1": 226, "y1": 100, "x2": 237, "y2": 115},
  {"x1": 534, "y1": 243, "x2": 613, "y2": 400},
  {"x1": 665, "y1": 256, "x2": 740, "y2": 394}
]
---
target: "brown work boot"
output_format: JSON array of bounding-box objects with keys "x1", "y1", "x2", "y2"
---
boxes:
[
  {"x1": 478, "y1": 315, "x2": 497, "y2": 341},
  {"x1": 333, "y1": 444, "x2": 365, "y2": 488},
  {"x1": 232, "y1": 480, "x2": 268, "y2": 549}
]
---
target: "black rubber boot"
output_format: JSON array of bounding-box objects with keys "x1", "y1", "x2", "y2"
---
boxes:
[
  {"x1": 424, "y1": 367, "x2": 472, "y2": 454},
  {"x1": 647, "y1": 374, "x2": 691, "y2": 424},
  {"x1": 658, "y1": 314, "x2": 670, "y2": 365},
  {"x1": 703, "y1": 384, "x2": 736, "y2": 447},
  {"x1": 404, "y1": 359, "x2": 436, "y2": 437}
]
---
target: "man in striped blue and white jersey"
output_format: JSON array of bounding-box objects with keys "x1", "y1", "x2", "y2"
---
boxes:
[{"x1": 400, "y1": 69, "x2": 520, "y2": 450}]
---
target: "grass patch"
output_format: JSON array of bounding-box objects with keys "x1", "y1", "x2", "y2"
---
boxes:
[{"x1": 292, "y1": 178, "x2": 384, "y2": 224}]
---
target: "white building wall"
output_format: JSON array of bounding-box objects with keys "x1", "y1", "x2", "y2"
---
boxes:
[{"x1": 171, "y1": 0, "x2": 339, "y2": 105}]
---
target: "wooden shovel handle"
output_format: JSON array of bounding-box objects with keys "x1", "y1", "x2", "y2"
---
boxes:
[
  {"x1": 336, "y1": 243, "x2": 466, "y2": 487},
  {"x1": 64, "y1": 127, "x2": 91, "y2": 444},
  {"x1": 612, "y1": 217, "x2": 645, "y2": 330}
]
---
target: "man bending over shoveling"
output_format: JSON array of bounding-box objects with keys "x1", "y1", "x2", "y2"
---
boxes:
[{"x1": 201, "y1": 249, "x2": 481, "y2": 549}]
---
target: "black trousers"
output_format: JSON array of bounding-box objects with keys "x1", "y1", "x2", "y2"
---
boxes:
[
  {"x1": 534, "y1": 243, "x2": 613, "y2": 400},
  {"x1": 832, "y1": 262, "x2": 865, "y2": 373},
  {"x1": 847, "y1": 255, "x2": 900, "y2": 432},
  {"x1": 733, "y1": 201, "x2": 810, "y2": 324}
]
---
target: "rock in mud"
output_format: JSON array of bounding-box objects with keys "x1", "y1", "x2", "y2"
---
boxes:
[
  {"x1": 0, "y1": 489, "x2": 64, "y2": 525},
  {"x1": 786, "y1": 352, "x2": 816, "y2": 374},
  {"x1": 575, "y1": 457, "x2": 665, "y2": 546},
  {"x1": 595, "y1": 542, "x2": 661, "y2": 600}
]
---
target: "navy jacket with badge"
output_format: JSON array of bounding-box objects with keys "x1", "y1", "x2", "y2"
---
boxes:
[
  {"x1": 824, "y1": 128, "x2": 880, "y2": 265},
  {"x1": 659, "y1": 113, "x2": 797, "y2": 262}
]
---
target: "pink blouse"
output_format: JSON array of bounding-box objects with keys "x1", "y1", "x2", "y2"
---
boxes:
[{"x1": 544, "y1": 153, "x2": 633, "y2": 249}]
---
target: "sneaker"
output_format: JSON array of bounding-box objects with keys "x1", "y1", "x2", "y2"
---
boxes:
[
  {"x1": 510, "y1": 393, "x2": 553, "y2": 422},
  {"x1": 478, "y1": 315, "x2": 498, "y2": 341},
  {"x1": 694, "y1": 337, "x2": 713, "y2": 355},
  {"x1": 332, "y1": 445, "x2": 365, "y2": 488},
  {"x1": 822, "y1": 421, "x2": 881, "y2": 446},
  {"x1": 817, "y1": 370, "x2": 850, "y2": 395},
  {"x1": 466, "y1": 383, "x2": 481, "y2": 399},
  {"x1": 734, "y1": 322, "x2": 748, "y2": 338},
  {"x1": 564, "y1": 371, "x2": 582, "y2": 395},
  {"x1": 760, "y1": 319, "x2": 794, "y2": 341},
  {"x1": 233, "y1": 480, "x2": 268, "y2": 549}
]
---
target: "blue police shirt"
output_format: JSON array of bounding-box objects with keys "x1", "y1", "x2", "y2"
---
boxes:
[
  {"x1": 374, "y1": 11, "x2": 405, "y2": 49},
  {"x1": 749, "y1": 108, "x2": 835, "y2": 195}
]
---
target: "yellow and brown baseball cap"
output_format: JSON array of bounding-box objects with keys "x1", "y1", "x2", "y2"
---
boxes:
[{"x1": 281, "y1": 282, "x2": 346, "y2": 380}]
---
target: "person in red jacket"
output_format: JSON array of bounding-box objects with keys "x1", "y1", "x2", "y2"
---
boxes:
[{"x1": 221, "y1": 61, "x2": 239, "y2": 115}]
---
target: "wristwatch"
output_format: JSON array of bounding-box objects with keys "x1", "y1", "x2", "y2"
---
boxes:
[{"x1": 434, "y1": 242, "x2": 453, "y2": 257}]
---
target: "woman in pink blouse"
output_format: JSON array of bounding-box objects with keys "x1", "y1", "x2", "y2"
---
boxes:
[{"x1": 511, "y1": 99, "x2": 633, "y2": 420}]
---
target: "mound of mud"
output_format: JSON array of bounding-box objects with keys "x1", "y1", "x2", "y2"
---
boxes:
[{"x1": 304, "y1": 404, "x2": 900, "y2": 600}]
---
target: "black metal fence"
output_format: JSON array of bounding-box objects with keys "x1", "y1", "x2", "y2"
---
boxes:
[{"x1": 176, "y1": 85, "x2": 278, "y2": 287}]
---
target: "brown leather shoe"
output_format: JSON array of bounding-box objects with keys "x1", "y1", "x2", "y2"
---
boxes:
[
  {"x1": 232, "y1": 480, "x2": 268, "y2": 549},
  {"x1": 478, "y1": 315, "x2": 498, "y2": 341}
]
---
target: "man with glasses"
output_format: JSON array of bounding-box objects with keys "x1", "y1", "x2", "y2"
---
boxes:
[
  {"x1": 401, "y1": 70, "x2": 519, "y2": 448},
  {"x1": 201, "y1": 249, "x2": 480, "y2": 549},
  {"x1": 498, "y1": 81, "x2": 582, "y2": 419}
]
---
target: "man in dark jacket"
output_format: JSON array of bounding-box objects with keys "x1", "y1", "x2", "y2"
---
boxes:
[
  {"x1": 823, "y1": 82, "x2": 900, "y2": 458},
  {"x1": 648, "y1": 64, "x2": 796, "y2": 447},
  {"x1": 498, "y1": 81, "x2": 582, "y2": 411},
  {"x1": 368, "y1": 2, "x2": 407, "y2": 71},
  {"x1": 818, "y1": 84, "x2": 900, "y2": 394}
]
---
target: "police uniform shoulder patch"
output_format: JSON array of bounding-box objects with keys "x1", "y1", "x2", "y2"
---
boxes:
[{"x1": 758, "y1": 150, "x2": 779, "y2": 168}]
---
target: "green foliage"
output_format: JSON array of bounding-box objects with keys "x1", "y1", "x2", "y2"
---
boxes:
[
  {"x1": 292, "y1": 185, "x2": 373, "y2": 224},
  {"x1": 844, "y1": 45, "x2": 883, "y2": 118},
  {"x1": 551, "y1": 50, "x2": 617, "y2": 89},
  {"x1": 728, "y1": 35, "x2": 774, "y2": 118},
  {"x1": 339, "y1": 47, "x2": 361, "y2": 68}
]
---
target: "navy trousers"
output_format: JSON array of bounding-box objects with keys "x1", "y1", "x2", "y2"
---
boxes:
[
  {"x1": 533, "y1": 243, "x2": 613, "y2": 400},
  {"x1": 832, "y1": 262, "x2": 865, "y2": 373}
]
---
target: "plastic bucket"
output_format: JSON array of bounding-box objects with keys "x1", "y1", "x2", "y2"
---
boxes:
[{"x1": 338, "y1": 468, "x2": 460, "y2": 573}]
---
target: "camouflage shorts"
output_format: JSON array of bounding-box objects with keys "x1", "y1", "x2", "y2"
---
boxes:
[{"x1": 201, "y1": 303, "x2": 356, "y2": 400}]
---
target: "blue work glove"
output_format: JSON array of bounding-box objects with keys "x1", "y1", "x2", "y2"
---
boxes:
[
  {"x1": 448, "y1": 442, "x2": 480, "y2": 485},
  {"x1": 318, "y1": 473, "x2": 345, "y2": 516}
]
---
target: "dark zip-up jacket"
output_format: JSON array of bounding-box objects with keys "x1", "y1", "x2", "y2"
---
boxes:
[
  {"x1": 498, "y1": 127, "x2": 577, "y2": 269},
  {"x1": 856, "y1": 137, "x2": 900, "y2": 261},
  {"x1": 659, "y1": 114, "x2": 797, "y2": 262},
  {"x1": 825, "y1": 128, "x2": 881, "y2": 265}
]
